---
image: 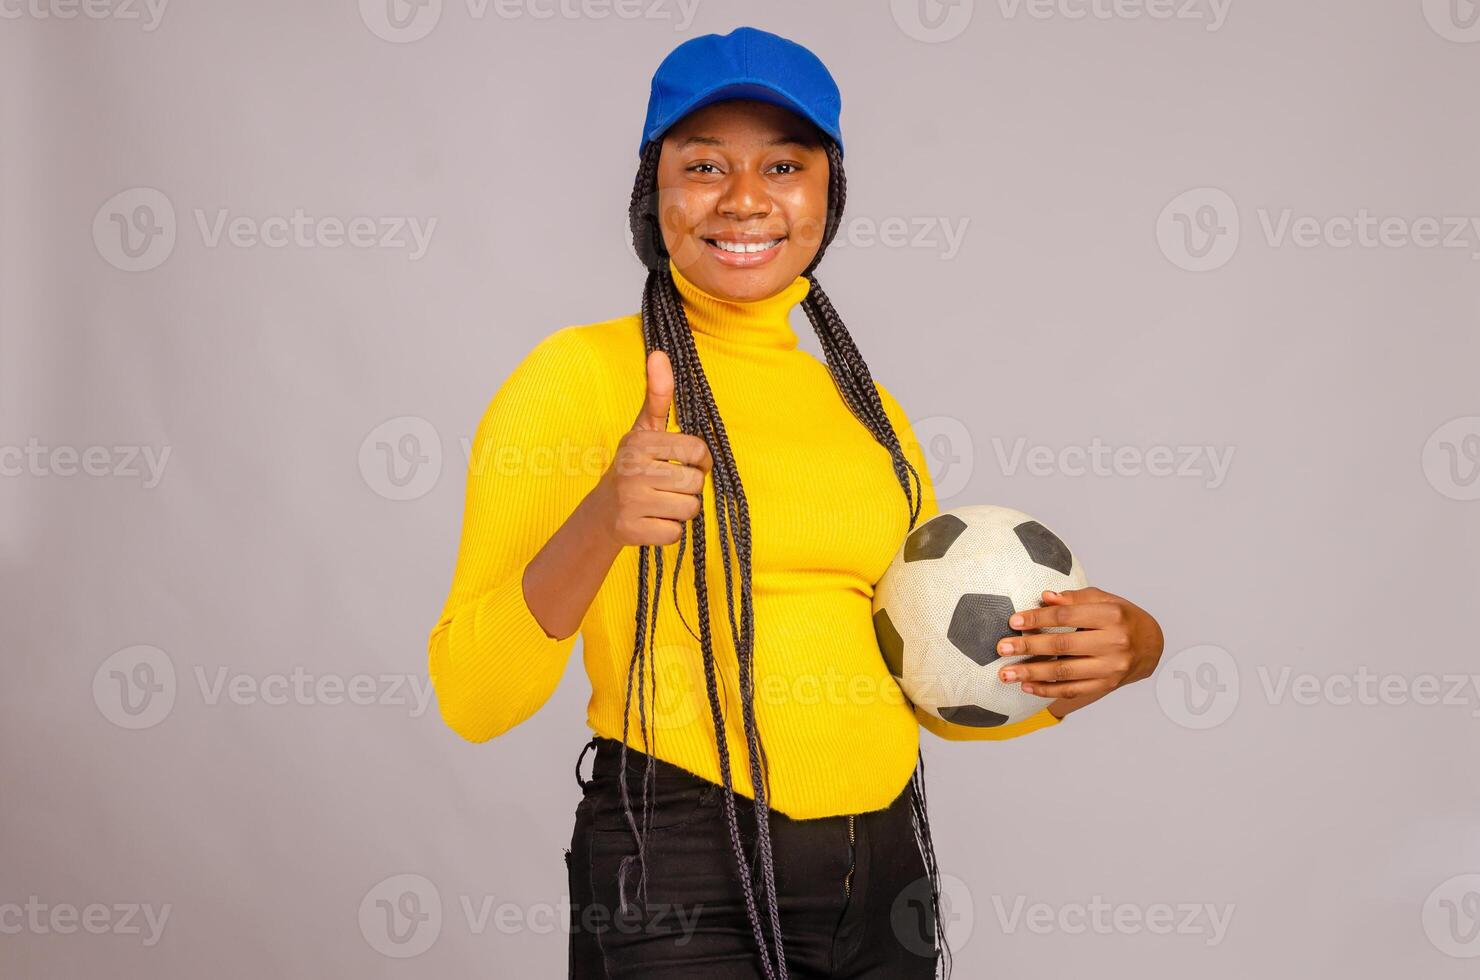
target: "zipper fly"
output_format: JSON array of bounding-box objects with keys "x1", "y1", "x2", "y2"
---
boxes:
[{"x1": 843, "y1": 813, "x2": 857, "y2": 898}]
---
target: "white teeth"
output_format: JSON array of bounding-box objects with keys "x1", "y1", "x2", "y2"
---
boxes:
[{"x1": 712, "y1": 239, "x2": 781, "y2": 254}]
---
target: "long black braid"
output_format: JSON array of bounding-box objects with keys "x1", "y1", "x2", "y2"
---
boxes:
[{"x1": 616, "y1": 134, "x2": 954, "y2": 979}]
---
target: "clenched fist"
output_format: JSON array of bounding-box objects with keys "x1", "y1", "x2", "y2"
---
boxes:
[{"x1": 591, "y1": 350, "x2": 713, "y2": 547}]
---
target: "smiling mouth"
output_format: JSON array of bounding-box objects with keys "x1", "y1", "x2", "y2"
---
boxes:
[{"x1": 703, "y1": 237, "x2": 785, "y2": 254}]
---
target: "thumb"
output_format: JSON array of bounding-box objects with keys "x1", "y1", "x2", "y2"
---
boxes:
[{"x1": 634, "y1": 349, "x2": 674, "y2": 432}]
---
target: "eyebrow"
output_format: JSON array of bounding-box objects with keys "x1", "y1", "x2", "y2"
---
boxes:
[{"x1": 677, "y1": 134, "x2": 817, "y2": 149}]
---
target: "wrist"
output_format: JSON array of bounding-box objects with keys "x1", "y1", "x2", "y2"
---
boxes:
[{"x1": 577, "y1": 480, "x2": 624, "y2": 557}]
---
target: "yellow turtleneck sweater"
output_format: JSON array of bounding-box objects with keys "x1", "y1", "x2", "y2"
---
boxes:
[{"x1": 428, "y1": 258, "x2": 1058, "y2": 820}]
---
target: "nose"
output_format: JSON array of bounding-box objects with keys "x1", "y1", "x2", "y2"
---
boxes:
[{"x1": 717, "y1": 168, "x2": 772, "y2": 222}]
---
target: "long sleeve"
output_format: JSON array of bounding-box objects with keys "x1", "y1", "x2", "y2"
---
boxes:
[
  {"x1": 874, "y1": 381, "x2": 1061, "y2": 742},
  {"x1": 428, "y1": 326, "x2": 614, "y2": 743}
]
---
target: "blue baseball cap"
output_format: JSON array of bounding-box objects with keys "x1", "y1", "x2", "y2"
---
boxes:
[{"x1": 639, "y1": 26, "x2": 844, "y2": 158}]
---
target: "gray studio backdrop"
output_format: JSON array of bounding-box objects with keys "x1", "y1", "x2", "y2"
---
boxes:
[{"x1": 3, "y1": 1, "x2": 1478, "y2": 977}]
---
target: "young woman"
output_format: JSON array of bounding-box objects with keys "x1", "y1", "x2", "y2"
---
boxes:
[{"x1": 429, "y1": 26, "x2": 1165, "y2": 979}]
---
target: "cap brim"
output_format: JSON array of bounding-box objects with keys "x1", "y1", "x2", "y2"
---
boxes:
[{"x1": 646, "y1": 81, "x2": 840, "y2": 154}]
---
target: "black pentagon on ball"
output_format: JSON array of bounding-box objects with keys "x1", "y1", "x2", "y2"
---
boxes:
[
  {"x1": 1014, "y1": 520, "x2": 1073, "y2": 575},
  {"x1": 947, "y1": 593, "x2": 1018, "y2": 666},
  {"x1": 904, "y1": 513, "x2": 967, "y2": 562},
  {"x1": 939, "y1": 704, "x2": 1009, "y2": 728},
  {"x1": 873, "y1": 608, "x2": 905, "y2": 678}
]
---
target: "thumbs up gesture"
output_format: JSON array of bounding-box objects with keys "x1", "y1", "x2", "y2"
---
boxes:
[{"x1": 593, "y1": 350, "x2": 714, "y2": 547}]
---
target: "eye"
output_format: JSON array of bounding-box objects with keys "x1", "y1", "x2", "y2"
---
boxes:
[
  {"x1": 769, "y1": 162, "x2": 801, "y2": 175},
  {"x1": 687, "y1": 162, "x2": 722, "y2": 175}
]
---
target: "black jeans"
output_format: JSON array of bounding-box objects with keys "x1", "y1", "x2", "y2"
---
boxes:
[{"x1": 566, "y1": 736, "x2": 939, "y2": 978}]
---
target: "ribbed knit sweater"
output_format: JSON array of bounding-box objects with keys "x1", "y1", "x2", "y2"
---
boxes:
[{"x1": 428, "y1": 258, "x2": 1058, "y2": 820}]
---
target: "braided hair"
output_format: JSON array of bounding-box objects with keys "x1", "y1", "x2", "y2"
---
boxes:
[{"x1": 616, "y1": 133, "x2": 954, "y2": 979}]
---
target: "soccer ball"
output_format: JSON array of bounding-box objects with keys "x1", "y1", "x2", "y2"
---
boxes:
[{"x1": 872, "y1": 504, "x2": 1089, "y2": 728}]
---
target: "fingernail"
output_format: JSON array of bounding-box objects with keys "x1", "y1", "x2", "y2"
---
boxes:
[
  {"x1": 999, "y1": 640, "x2": 1015, "y2": 655},
  {"x1": 1022, "y1": 684, "x2": 1036, "y2": 695},
  {"x1": 1010, "y1": 614, "x2": 1024, "y2": 628},
  {"x1": 1000, "y1": 669, "x2": 1018, "y2": 682}
]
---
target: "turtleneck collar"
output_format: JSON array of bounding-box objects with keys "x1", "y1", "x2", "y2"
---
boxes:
[{"x1": 668, "y1": 257, "x2": 811, "y2": 351}]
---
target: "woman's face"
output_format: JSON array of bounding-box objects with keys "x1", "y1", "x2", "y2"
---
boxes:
[{"x1": 656, "y1": 99, "x2": 832, "y2": 303}]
